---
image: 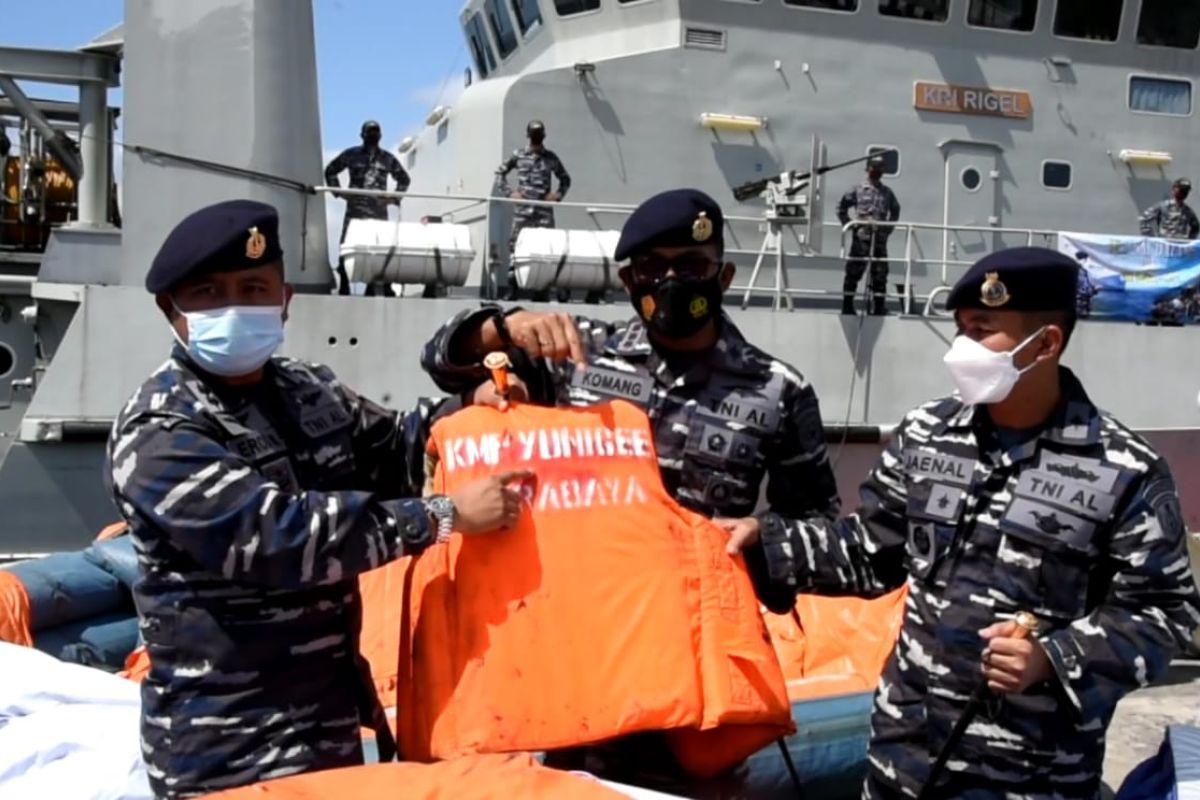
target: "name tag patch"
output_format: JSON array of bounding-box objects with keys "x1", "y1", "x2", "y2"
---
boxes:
[
  {"x1": 230, "y1": 430, "x2": 286, "y2": 463},
  {"x1": 570, "y1": 366, "x2": 653, "y2": 405},
  {"x1": 903, "y1": 449, "x2": 974, "y2": 487}
]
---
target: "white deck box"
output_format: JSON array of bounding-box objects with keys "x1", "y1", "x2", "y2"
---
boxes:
[
  {"x1": 339, "y1": 219, "x2": 475, "y2": 286},
  {"x1": 512, "y1": 228, "x2": 623, "y2": 291}
]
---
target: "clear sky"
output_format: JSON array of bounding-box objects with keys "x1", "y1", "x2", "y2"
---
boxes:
[{"x1": 2, "y1": 0, "x2": 466, "y2": 156}]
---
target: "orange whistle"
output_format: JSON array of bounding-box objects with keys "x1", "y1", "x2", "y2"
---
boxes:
[{"x1": 484, "y1": 351, "x2": 512, "y2": 398}]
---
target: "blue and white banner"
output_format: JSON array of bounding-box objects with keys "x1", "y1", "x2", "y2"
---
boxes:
[{"x1": 1058, "y1": 232, "x2": 1200, "y2": 323}]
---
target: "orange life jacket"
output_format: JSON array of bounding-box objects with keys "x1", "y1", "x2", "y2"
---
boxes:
[
  {"x1": 198, "y1": 754, "x2": 628, "y2": 799},
  {"x1": 765, "y1": 588, "x2": 908, "y2": 702},
  {"x1": 0, "y1": 569, "x2": 33, "y2": 647},
  {"x1": 380, "y1": 400, "x2": 792, "y2": 777}
]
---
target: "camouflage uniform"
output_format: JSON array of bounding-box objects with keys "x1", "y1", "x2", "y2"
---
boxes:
[
  {"x1": 494, "y1": 145, "x2": 572, "y2": 245},
  {"x1": 423, "y1": 307, "x2": 840, "y2": 581},
  {"x1": 1138, "y1": 199, "x2": 1200, "y2": 240},
  {"x1": 324, "y1": 145, "x2": 411, "y2": 231},
  {"x1": 105, "y1": 346, "x2": 443, "y2": 799},
  {"x1": 494, "y1": 147, "x2": 572, "y2": 298},
  {"x1": 838, "y1": 181, "x2": 901, "y2": 304},
  {"x1": 754, "y1": 368, "x2": 1200, "y2": 799}
]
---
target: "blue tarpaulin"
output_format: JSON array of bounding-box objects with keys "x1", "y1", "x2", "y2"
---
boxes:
[{"x1": 1058, "y1": 233, "x2": 1200, "y2": 324}]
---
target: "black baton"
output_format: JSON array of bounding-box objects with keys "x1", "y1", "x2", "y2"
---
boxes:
[{"x1": 916, "y1": 611, "x2": 1039, "y2": 800}]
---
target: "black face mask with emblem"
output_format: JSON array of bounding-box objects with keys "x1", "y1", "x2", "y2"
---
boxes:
[{"x1": 630, "y1": 276, "x2": 724, "y2": 340}]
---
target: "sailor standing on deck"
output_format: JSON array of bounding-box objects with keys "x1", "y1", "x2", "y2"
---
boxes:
[
  {"x1": 1139, "y1": 178, "x2": 1200, "y2": 240},
  {"x1": 838, "y1": 157, "x2": 901, "y2": 316},
  {"x1": 325, "y1": 120, "x2": 411, "y2": 297},
  {"x1": 494, "y1": 119, "x2": 572, "y2": 303},
  {"x1": 419, "y1": 188, "x2": 842, "y2": 791},
  {"x1": 728, "y1": 247, "x2": 1200, "y2": 799},
  {"x1": 104, "y1": 199, "x2": 529, "y2": 799}
]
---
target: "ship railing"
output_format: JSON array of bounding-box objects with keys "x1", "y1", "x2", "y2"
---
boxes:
[
  {"x1": 836, "y1": 220, "x2": 1059, "y2": 315},
  {"x1": 315, "y1": 185, "x2": 636, "y2": 298},
  {"x1": 315, "y1": 186, "x2": 1059, "y2": 315}
]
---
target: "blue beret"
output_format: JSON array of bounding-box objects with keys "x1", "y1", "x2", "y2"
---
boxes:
[
  {"x1": 146, "y1": 199, "x2": 283, "y2": 293},
  {"x1": 946, "y1": 247, "x2": 1079, "y2": 313},
  {"x1": 615, "y1": 188, "x2": 724, "y2": 262}
]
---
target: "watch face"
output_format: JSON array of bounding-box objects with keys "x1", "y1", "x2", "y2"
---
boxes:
[{"x1": 428, "y1": 495, "x2": 454, "y2": 516}]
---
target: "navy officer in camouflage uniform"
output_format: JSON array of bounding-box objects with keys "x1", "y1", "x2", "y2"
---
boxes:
[
  {"x1": 325, "y1": 120, "x2": 411, "y2": 297},
  {"x1": 104, "y1": 199, "x2": 528, "y2": 799},
  {"x1": 729, "y1": 247, "x2": 1200, "y2": 799},
  {"x1": 838, "y1": 157, "x2": 902, "y2": 317},
  {"x1": 1139, "y1": 177, "x2": 1199, "y2": 240},
  {"x1": 420, "y1": 188, "x2": 842, "y2": 790},
  {"x1": 494, "y1": 119, "x2": 572, "y2": 302}
]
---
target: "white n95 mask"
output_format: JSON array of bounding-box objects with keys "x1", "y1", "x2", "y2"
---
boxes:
[{"x1": 942, "y1": 327, "x2": 1046, "y2": 405}]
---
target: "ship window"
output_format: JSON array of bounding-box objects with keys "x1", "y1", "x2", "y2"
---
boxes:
[
  {"x1": 1129, "y1": 76, "x2": 1193, "y2": 116},
  {"x1": 555, "y1": 0, "x2": 601, "y2": 15},
  {"x1": 513, "y1": 0, "x2": 544, "y2": 34},
  {"x1": 867, "y1": 146, "x2": 901, "y2": 176},
  {"x1": 967, "y1": 0, "x2": 1038, "y2": 32},
  {"x1": 879, "y1": 0, "x2": 949, "y2": 22},
  {"x1": 961, "y1": 167, "x2": 982, "y2": 192},
  {"x1": 1137, "y1": 0, "x2": 1200, "y2": 49},
  {"x1": 484, "y1": 0, "x2": 519, "y2": 59},
  {"x1": 1054, "y1": 0, "x2": 1121, "y2": 41},
  {"x1": 464, "y1": 13, "x2": 496, "y2": 77},
  {"x1": 1042, "y1": 160, "x2": 1072, "y2": 190},
  {"x1": 782, "y1": 0, "x2": 859, "y2": 12}
]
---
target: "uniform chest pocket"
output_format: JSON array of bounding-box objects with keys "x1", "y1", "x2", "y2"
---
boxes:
[{"x1": 995, "y1": 498, "x2": 1097, "y2": 621}]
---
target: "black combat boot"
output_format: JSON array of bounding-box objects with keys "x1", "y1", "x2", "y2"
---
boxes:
[
  {"x1": 842, "y1": 295, "x2": 856, "y2": 315},
  {"x1": 870, "y1": 294, "x2": 888, "y2": 316}
]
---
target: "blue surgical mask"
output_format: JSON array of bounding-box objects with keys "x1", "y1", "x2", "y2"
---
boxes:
[{"x1": 175, "y1": 305, "x2": 285, "y2": 377}]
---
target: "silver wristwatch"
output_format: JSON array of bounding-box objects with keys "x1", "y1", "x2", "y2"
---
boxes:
[{"x1": 424, "y1": 494, "x2": 456, "y2": 542}]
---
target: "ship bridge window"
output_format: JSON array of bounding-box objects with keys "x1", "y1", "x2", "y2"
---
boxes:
[
  {"x1": 967, "y1": 0, "x2": 1038, "y2": 32},
  {"x1": 783, "y1": 0, "x2": 859, "y2": 12},
  {"x1": 1129, "y1": 75, "x2": 1193, "y2": 116},
  {"x1": 485, "y1": 0, "x2": 519, "y2": 59},
  {"x1": 1054, "y1": 0, "x2": 1121, "y2": 41},
  {"x1": 879, "y1": 0, "x2": 949, "y2": 23},
  {"x1": 1137, "y1": 0, "x2": 1200, "y2": 49},
  {"x1": 512, "y1": 0, "x2": 544, "y2": 34},
  {"x1": 555, "y1": 0, "x2": 601, "y2": 15},
  {"x1": 464, "y1": 13, "x2": 496, "y2": 77}
]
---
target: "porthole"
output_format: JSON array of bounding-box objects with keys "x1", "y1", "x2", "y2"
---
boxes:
[
  {"x1": 961, "y1": 167, "x2": 982, "y2": 192},
  {"x1": 0, "y1": 343, "x2": 15, "y2": 380}
]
